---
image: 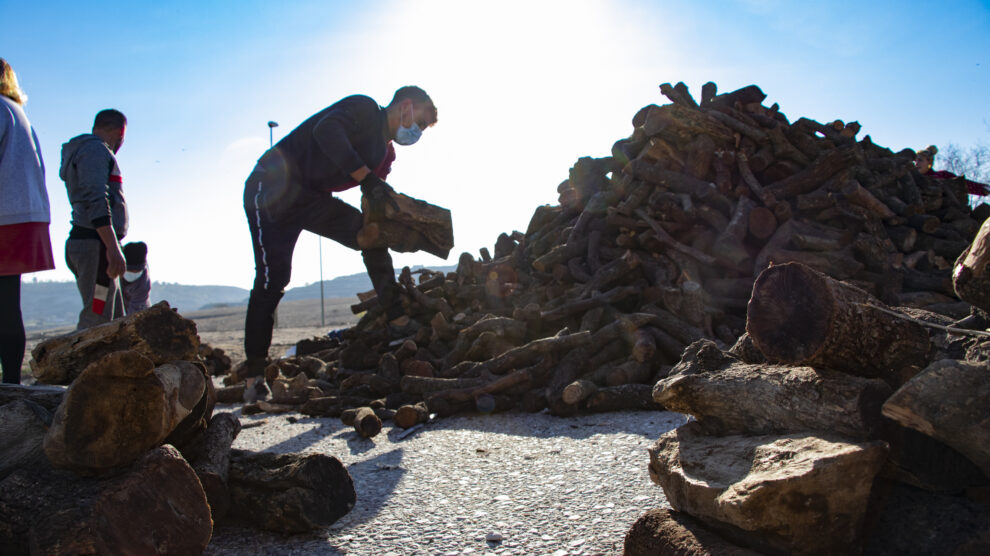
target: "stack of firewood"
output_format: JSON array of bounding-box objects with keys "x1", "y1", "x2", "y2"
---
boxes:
[
  {"x1": 625, "y1": 260, "x2": 990, "y2": 554},
  {"x1": 224, "y1": 80, "x2": 986, "y2": 426},
  {"x1": 0, "y1": 303, "x2": 355, "y2": 553}
]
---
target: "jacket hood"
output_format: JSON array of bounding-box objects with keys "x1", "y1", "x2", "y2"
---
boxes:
[{"x1": 59, "y1": 134, "x2": 106, "y2": 181}]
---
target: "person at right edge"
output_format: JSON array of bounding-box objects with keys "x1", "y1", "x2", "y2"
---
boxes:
[
  {"x1": 242, "y1": 86, "x2": 438, "y2": 402},
  {"x1": 59, "y1": 109, "x2": 128, "y2": 330}
]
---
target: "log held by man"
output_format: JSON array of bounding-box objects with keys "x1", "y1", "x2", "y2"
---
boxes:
[{"x1": 358, "y1": 190, "x2": 454, "y2": 259}]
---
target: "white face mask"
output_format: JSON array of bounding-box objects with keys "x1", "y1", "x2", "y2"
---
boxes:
[
  {"x1": 124, "y1": 269, "x2": 144, "y2": 282},
  {"x1": 395, "y1": 105, "x2": 422, "y2": 146}
]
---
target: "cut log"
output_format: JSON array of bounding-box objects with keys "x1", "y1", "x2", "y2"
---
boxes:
[
  {"x1": 341, "y1": 406, "x2": 383, "y2": 438},
  {"x1": 44, "y1": 351, "x2": 207, "y2": 474},
  {"x1": 225, "y1": 449, "x2": 356, "y2": 533},
  {"x1": 0, "y1": 383, "x2": 65, "y2": 413},
  {"x1": 561, "y1": 379, "x2": 598, "y2": 405},
  {"x1": 747, "y1": 206, "x2": 777, "y2": 239},
  {"x1": 0, "y1": 399, "x2": 50, "y2": 481},
  {"x1": 585, "y1": 383, "x2": 662, "y2": 412},
  {"x1": 882, "y1": 359, "x2": 990, "y2": 477},
  {"x1": 953, "y1": 215, "x2": 990, "y2": 313},
  {"x1": 187, "y1": 412, "x2": 241, "y2": 521},
  {"x1": 862, "y1": 479, "x2": 990, "y2": 555},
  {"x1": 358, "y1": 190, "x2": 454, "y2": 258},
  {"x1": 654, "y1": 339, "x2": 892, "y2": 439},
  {"x1": 641, "y1": 103, "x2": 736, "y2": 147},
  {"x1": 30, "y1": 301, "x2": 199, "y2": 385},
  {"x1": 0, "y1": 445, "x2": 212, "y2": 555},
  {"x1": 746, "y1": 262, "x2": 932, "y2": 386},
  {"x1": 624, "y1": 508, "x2": 762, "y2": 556},
  {"x1": 711, "y1": 196, "x2": 755, "y2": 268},
  {"x1": 764, "y1": 148, "x2": 857, "y2": 200},
  {"x1": 394, "y1": 402, "x2": 430, "y2": 429},
  {"x1": 648, "y1": 422, "x2": 888, "y2": 556},
  {"x1": 400, "y1": 375, "x2": 485, "y2": 395}
]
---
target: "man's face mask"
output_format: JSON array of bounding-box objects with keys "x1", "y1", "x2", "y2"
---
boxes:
[{"x1": 395, "y1": 104, "x2": 422, "y2": 146}]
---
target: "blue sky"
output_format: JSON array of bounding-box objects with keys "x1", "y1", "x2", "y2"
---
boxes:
[{"x1": 3, "y1": 0, "x2": 989, "y2": 288}]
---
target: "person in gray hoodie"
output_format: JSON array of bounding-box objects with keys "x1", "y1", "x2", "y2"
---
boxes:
[
  {"x1": 59, "y1": 109, "x2": 128, "y2": 329},
  {"x1": 0, "y1": 57, "x2": 54, "y2": 384}
]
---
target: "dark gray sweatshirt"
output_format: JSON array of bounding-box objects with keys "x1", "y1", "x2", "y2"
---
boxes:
[{"x1": 59, "y1": 133, "x2": 127, "y2": 237}]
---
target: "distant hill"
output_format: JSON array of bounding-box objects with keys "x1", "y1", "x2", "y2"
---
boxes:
[
  {"x1": 281, "y1": 264, "x2": 455, "y2": 301},
  {"x1": 20, "y1": 264, "x2": 455, "y2": 332},
  {"x1": 20, "y1": 280, "x2": 251, "y2": 331}
]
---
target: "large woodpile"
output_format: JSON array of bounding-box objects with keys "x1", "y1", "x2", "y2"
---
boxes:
[
  {"x1": 225, "y1": 80, "x2": 986, "y2": 429},
  {"x1": 1, "y1": 303, "x2": 355, "y2": 554}
]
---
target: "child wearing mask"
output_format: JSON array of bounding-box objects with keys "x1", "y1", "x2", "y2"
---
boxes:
[{"x1": 121, "y1": 241, "x2": 151, "y2": 314}]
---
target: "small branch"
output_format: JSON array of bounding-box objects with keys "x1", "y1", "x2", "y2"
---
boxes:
[{"x1": 855, "y1": 303, "x2": 990, "y2": 338}]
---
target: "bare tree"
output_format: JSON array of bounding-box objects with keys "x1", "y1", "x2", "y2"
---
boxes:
[{"x1": 937, "y1": 143, "x2": 990, "y2": 184}]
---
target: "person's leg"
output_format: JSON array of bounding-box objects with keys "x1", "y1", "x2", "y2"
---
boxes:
[
  {"x1": 300, "y1": 195, "x2": 404, "y2": 321},
  {"x1": 0, "y1": 274, "x2": 25, "y2": 384},
  {"x1": 243, "y1": 176, "x2": 302, "y2": 366},
  {"x1": 65, "y1": 238, "x2": 113, "y2": 330}
]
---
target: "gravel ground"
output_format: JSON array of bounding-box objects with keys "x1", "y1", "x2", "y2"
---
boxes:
[{"x1": 205, "y1": 406, "x2": 687, "y2": 555}]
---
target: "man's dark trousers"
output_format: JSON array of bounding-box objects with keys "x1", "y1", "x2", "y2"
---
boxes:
[{"x1": 243, "y1": 170, "x2": 402, "y2": 364}]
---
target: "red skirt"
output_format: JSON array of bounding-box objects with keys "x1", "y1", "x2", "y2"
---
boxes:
[{"x1": 0, "y1": 221, "x2": 55, "y2": 276}]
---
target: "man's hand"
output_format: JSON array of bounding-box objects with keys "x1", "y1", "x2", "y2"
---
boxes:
[
  {"x1": 96, "y1": 225, "x2": 126, "y2": 279},
  {"x1": 106, "y1": 246, "x2": 126, "y2": 279},
  {"x1": 360, "y1": 174, "x2": 399, "y2": 222}
]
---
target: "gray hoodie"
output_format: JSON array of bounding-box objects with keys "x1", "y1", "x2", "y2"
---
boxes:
[{"x1": 59, "y1": 133, "x2": 127, "y2": 237}]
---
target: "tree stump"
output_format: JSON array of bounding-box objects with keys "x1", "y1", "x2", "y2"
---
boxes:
[{"x1": 746, "y1": 262, "x2": 932, "y2": 386}]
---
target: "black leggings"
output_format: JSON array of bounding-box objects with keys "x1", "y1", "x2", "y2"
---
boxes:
[
  {"x1": 243, "y1": 173, "x2": 402, "y2": 361},
  {"x1": 0, "y1": 274, "x2": 24, "y2": 384}
]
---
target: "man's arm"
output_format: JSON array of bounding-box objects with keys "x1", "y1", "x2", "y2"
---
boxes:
[
  {"x1": 74, "y1": 143, "x2": 125, "y2": 278},
  {"x1": 96, "y1": 225, "x2": 125, "y2": 279}
]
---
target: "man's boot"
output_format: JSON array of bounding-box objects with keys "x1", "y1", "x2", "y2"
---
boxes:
[{"x1": 242, "y1": 357, "x2": 270, "y2": 404}]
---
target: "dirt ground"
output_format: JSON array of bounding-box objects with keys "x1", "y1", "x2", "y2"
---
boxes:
[{"x1": 22, "y1": 297, "x2": 361, "y2": 379}]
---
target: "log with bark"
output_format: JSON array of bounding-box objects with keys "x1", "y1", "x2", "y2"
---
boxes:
[
  {"x1": 341, "y1": 406, "x2": 383, "y2": 438},
  {"x1": 746, "y1": 262, "x2": 932, "y2": 386},
  {"x1": 654, "y1": 339, "x2": 892, "y2": 439},
  {"x1": 882, "y1": 359, "x2": 990, "y2": 477},
  {"x1": 358, "y1": 190, "x2": 454, "y2": 258},
  {"x1": 43, "y1": 350, "x2": 208, "y2": 474},
  {"x1": 186, "y1": 412, "x2": 242, "y2": 521},
  {"x1": 953, "y1": 215, "x2": 990, "y2": 314},
  {"x1": 225, "y1": 449, "x2": 356, "y2": 533},
  {"x1": 30, "y1": 301, "x2": 200, "y2": 385},
  {"x1": 0, "y1": 445, "x2": 213, "y2": 555}
]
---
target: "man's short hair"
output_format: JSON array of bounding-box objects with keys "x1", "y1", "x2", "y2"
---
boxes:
[
  {"x1": 94, "y1": 109, "x2": 127, "y2": 131},
  {"x1": 389, "y1": 86, "x2": 437, "y2": 125}
]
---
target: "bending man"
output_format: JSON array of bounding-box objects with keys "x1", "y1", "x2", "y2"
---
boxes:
[{"x1": 243, "y1": 86, "x2": 437, "y2": 400}]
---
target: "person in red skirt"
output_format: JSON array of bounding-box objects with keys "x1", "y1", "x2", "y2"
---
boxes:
[{"x1": 0, "y1": 58, "x2": 55, "y2": 384}]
